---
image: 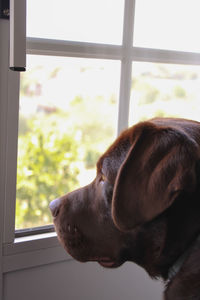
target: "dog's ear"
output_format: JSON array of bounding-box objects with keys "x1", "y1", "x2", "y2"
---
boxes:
[{"x1": 112, "y1": 122, "x2": 198, "y2": 231}]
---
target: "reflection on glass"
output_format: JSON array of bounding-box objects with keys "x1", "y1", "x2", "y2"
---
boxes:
[
  {"x1": 129, "y1": 62, "x2": 200, "y2": 125},
  {"x1": 27, "y1": 0, "x2": 124, "y2": 45},
  {"x1": 16, "y1": 55, "x2": 120, "y2": 229},
  {"x1": 134, "y1": 0, "x2": 200, "y2": 53}
]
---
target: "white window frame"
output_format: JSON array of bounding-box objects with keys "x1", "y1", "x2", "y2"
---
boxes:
[{"x1": 1, "y1": 0, "x2": 200, "y2": 279}]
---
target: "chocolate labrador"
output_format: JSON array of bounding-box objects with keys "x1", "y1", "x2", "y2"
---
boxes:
[{"x1": 49, "y1": 118, "x2": 200, "y2": 299}]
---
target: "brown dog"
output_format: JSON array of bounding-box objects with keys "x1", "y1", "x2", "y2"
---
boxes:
[{"x1": 50, "y1": 118, "x2": 200, "y2": 299}]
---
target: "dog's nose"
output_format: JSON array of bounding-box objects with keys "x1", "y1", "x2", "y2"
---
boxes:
[{"x1": 49, "y1": 198, "x2": 62, "y2": 218}]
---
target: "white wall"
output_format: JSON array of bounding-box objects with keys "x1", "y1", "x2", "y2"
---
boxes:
[{"x1": 4, "y1": 260, "x2": 163, "y2": 300}]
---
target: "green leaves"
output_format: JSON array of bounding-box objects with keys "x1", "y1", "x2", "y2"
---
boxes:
[{"x1": 16, "y1": 116, "x2": 79, "y2": 229}]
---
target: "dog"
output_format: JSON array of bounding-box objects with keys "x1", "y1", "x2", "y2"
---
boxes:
[{"x1": 50, "y1": 118, "x2": 200, "y2": 299}]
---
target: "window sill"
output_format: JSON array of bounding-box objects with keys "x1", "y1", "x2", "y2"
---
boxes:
[{"x1": 2, "y1": 232, "x2": 72, "y2": 273}]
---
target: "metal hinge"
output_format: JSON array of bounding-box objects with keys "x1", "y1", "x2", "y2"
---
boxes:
[{"x1": 0, "y1": 0, "x2": 9, "y2": 19}]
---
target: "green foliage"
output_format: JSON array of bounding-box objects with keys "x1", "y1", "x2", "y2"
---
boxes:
[
  {"x1": 16, "y1": 116, "x2": 80, "y2": 229},
  {"x1": 16, "y1": 89, "x2": 118, "y2": 229},
  {"x1": 16, "y1": 96, "x2": 116, "y2": 229},
  {"x1": 143, "y1": 86, "x2": 159, "y2": 104},
  {"x1": 132, "y1": 78, "x2": 160, "y2": 105},
  {"x1": 84, "y1": 150, "x2": 100, "y2": 169},
  {"x1": 173, "y1": 85, "x2": 187, "y2": 98}
]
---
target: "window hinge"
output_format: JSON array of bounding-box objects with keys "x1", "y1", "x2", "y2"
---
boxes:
[{"x1": 0, "y1": 0, "x2": 9, "y2": 19}]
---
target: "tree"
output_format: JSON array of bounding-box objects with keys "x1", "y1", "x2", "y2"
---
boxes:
[{"x1": 16, "y1": 116, "x2": 80, "y2": 229}]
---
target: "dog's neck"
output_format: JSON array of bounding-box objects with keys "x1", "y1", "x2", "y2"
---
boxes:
[{"x1": 167, "y1": 233, "x2": 200, "y2": 282}]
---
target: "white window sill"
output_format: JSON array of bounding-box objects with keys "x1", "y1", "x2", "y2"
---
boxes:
[
  {"x1": 2, "y1": 232, "x2": 72, "y2": 273},
  {"x1": 15, "y1": 231, "x2": 57, "y2": 243}
]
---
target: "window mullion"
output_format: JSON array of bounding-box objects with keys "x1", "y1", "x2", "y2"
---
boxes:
[
  {"x1": 117, "y1": 0, "x2": 135, "y2": 135},
  {"x1": 27, "y1": 37, "x2": 122, "y2": 60},
  {"x1": 132, "y1": 46, "x2": 200, "y2": 66}
]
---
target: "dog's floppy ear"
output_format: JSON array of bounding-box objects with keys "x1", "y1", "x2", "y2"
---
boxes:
[{"x1": 112, "y1": 122, "x2": 198, "y2": 231}]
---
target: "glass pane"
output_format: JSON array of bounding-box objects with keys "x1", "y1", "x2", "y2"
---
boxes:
[
  {"x1": 134, "y1": 0, "x2": 200, "y2": 53},
  {"x1": 27, "y1": 0, "x2": 124, "y2": 45},
  {"x1": 129, "y1": 62, "x2": 200, "y2": 125},
  {"x1": 16, "y1": 55, "x2": 120, "y2": 229}
]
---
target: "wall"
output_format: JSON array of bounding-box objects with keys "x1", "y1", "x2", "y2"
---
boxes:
[{"x1": 4, "y1": 260, "x2": 163, "y2": 300}]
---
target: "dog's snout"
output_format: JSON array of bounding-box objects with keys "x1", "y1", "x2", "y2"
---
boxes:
[{"x1": 49, "y1": 198, "x2": 62, "y2": 218}]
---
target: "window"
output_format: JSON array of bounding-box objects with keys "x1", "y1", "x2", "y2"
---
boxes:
[{"x1": 2, "y1": 0, "x2": 200, "y2": 245}]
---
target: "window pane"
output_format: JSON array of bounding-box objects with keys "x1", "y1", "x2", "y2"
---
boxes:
[
  {"x1": 129, "y1": 62, "x2": 200, "y2": 125},
  {"x1": 16, "y1": 55, "x2": 120, "y2": 229},
  {"x1": 134, "y1": 0, "x2": 200, "y2": 53},
  {"x1": 27, "y1": 0, "x2": 124, "y2": 45}
]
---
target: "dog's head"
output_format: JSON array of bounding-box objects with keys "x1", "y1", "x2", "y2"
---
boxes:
[{"x1": 50, "y1": 118, "x2": 200, "y2": 277}]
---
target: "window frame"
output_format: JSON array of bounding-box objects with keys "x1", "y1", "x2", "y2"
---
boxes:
[{"x1": 2, "y1": 0, "x2": 200, "y2": 273}]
